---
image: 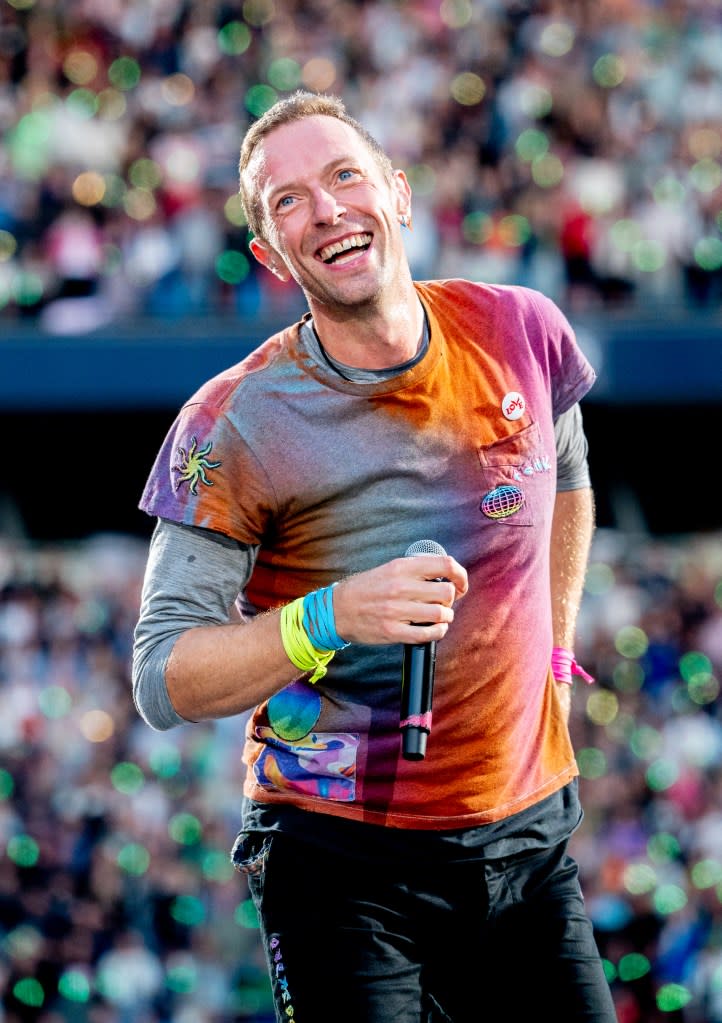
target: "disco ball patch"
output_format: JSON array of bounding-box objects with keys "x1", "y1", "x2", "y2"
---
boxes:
[{"x1": 480, "y1": 484, "x2": 525, "y2": 520}]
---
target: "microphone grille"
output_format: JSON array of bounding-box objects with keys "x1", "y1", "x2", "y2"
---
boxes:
[{"x1": 404, "y1": 539, "x2": 447, "y2": 557}]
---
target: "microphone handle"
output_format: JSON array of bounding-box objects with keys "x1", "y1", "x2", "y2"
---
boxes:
[{"x1": 400, "y1": 640, "x2": 437, "y2": 761}]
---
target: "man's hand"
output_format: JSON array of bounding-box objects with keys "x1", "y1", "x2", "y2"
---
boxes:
[{"x1": 332, "y1": 553, "x2": 468, "y2": 646}]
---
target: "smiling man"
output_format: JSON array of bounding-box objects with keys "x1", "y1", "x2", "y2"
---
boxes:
[
  {"x1": 132, "y1": 91, "x2": 616, "y2": 1022},
  {"x1": 240, "y1": 105, "x2": 421, "y2": 367}
]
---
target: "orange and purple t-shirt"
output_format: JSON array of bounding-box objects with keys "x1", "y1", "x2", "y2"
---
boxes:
[{"x1": 139, "y1": 280, "x2": 596, "y2": 829}]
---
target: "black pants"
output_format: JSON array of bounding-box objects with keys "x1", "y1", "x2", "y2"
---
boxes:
[{"x1": 233, "y1": 824, "x2": 617, "y2": 1022}]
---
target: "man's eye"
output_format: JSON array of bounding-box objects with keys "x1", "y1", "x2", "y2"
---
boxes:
[
  {"x1": 278, "y1": 196, "x2": 295, "y2": 209},
  {"x1": 338, "y1": 169, "x2": 356, "y2": 181}
]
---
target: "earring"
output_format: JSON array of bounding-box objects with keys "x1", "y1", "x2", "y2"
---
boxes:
[{"x1": 400, "y1": 214, "x2": 408, "y2": 228}]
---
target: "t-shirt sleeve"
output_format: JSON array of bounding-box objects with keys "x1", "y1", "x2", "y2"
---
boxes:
[
  {"x1": 554, "y1": 403, "x2": 591, "y2": 491},
  {"x1": 526, "y1": 289, "x2": 597, "y2": 416},
  {"x1": 138, "y1": 401, "x2": 274, "y2": 544}
]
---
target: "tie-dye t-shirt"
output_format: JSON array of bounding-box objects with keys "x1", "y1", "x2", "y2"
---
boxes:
[{"x1": 139, "y1": 280, "x2": 596, "y2": 829}]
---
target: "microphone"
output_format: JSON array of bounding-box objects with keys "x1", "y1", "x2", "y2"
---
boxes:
[{"x1": 400, "y1": 539, "x2": 447, "y2": 761}]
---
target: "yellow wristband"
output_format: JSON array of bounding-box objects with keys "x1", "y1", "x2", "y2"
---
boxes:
[{"x1": 280, "y1": 598, "x2": 335, "y2": 684}]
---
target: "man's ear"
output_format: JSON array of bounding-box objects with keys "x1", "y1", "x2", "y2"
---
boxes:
[
  {"x1": 392, "y1": 169, "x2": 413, "y2": 227},
  {"x1": 249, "y1": 237, "x2": 291, "y2": 282}
]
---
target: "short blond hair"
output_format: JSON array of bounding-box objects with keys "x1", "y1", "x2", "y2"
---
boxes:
[{"x1": 238, "y1": 90, "x2": 394, "y2": 240}]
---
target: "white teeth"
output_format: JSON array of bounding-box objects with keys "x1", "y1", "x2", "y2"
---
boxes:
[{"x1": 319, "y1": 233, "x2": 372, "y2": 262}]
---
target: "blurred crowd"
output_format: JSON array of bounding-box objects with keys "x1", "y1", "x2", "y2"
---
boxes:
[
  {"x1": 2, "y1": 526, "x2": 722, "y2": 1022},
  {"x1": 2, "y1": 0, "x2": 722, "y2": 334}
]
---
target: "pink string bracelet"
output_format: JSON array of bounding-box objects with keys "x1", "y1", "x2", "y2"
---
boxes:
[{"x1": 552, "y1": 646, "x2": 595, "y2": 686}]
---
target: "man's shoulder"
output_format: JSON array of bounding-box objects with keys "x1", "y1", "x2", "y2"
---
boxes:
[
  {"x1": 185, "y1": 323, "x2": 297, "y2": 411},
  {"x1": 415, "y1": 277, "x2": 554, "y2": 308},
  {"x1": 414, "y1": 279, "x2": 564, "y2": 328}
]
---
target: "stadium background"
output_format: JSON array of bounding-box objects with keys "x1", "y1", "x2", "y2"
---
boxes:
[{"x1": 1, "y1": 2, "x2": 722, "y2": 1021}]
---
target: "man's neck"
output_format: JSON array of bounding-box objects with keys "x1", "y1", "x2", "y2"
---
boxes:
[{"x1": 308, "y1": 285, "x2": 424, "y2": 371}]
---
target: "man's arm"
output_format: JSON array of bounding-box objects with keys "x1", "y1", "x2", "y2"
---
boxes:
[
  {"x1": 549, "y1": 486, "x2": 595, "y2": 721},
  {"x1": 133, "y1": 520, "x2": 468, "y2": 730}
]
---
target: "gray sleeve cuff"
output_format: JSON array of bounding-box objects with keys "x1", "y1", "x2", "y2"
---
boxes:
[{"x1": 132, "y1": 519, "x2": 257, "y2": 731}]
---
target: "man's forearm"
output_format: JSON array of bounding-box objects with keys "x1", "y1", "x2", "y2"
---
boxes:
[
  {"x1": 550, "y1": 487, "x2": 595, "y2": 719},
  {"x1": 550, "y1": 486, "x2": 595, "y2": 647}
]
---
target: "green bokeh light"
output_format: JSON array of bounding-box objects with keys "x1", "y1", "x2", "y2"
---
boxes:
[
  {"x1": 129, "y1": 158, "x2": 163, "y2": 191},
  {"x1": 117, "y1": 842, "x2": 150, "y2": 876},
  {"x1": 100, "y1": 173, "x2": 127, "y2": 207},
  {"x1": 586, "y1": 689, "x2": 618, "y2": 727},
  {"x1": 610, "y1": 218, "x2": 642, "y2": 252},
  {"x1": 149, "y1": 743, "x2": 182, "y2": 778},
  {"x1": 38, "y1": 685, "x2": 72, "y2": 719},
  {"x1": 12, "y1": 978, "x2": 44, "y2": 1008},
  {"x1": 498, "y1": 214, "x2": 531, "y2": 247},
  {"x1": 218, "y1": 21, "x2": 252, "y2": 55},
  {"x1": 593, "y1": 54, "x2": 625, "y2": 88},
  {"x1": 653, "y1": 883, "x2": 687, "y2": 915},
  {"x1": 58, "y1": 969, "x2": 91, "y2": 1003},
  {"x1": 615, "y1": 624, "x2": 648, "y2": 659},
  {"x1": 462, "y1": 211, "x2": 492, "y2": 245},
  {"x1": 648, "y1": 832, "x2": 681, "y2": 863},
  {"x1": 108, "y1": 56, "x2": 141, "y2": 91},
  {"x1": 217, "y1": 249, "x2": 250, "y2": 285},
  {"x1": 680, "y1": 651, "x2": 717, "y2": 704},
  {"x1": 66, "y1": 88, "x2": 98, "y2": 119},
  {"x1": 576, "y1": 746, "x2": 607, "y2": 780},
  {"x1": 653, "y1": 175, "x2": 686, "y2": 206},
  {"x1": 618, "y1": 952, "x2": 650, "y2": 981},
  {"x1": 690, "y1": 158, "x2": 722, "y2": 193},
  {"x1": 612, "y1": 659, "x2": 645, "y2": 694},
  {"x1": 602, "y1": 958, "x2": 617, "y2": 983},
  {"x1": 657, "y1": 983, "x2": 692, "y2": 1012},
  {"x1": 13, "y1": 271, "x2": 44, "y2": 306},
  {"x1": 632, "y1": 239, "x2": 666, "y2": 272},
  {"x1": 584, "y1": 561, "x2": 615, "y2": 595},
  {"x1": 169, "y1": 812, "x2": 203, "y2": 845},
  {"x1": 688, "y1": 672, "x2": 719, "y2": 706},
  {"x1": 267, "y1": 58, "x2": 301, "y2": 91},
  {"x1": 694, "y1": 236, "x2": 722, "y2": 271},
  {"x1": 244, "y1": 0, "x2": 275, "y2": 28},
  {"x1": 531, "y1": 152, "x2": 564, "y2": 188},
  {"x1": 624, "y1": 862, "x2": 656, "y2": 895},
  {"x1": 166, "y1": 961, "x2": 197, "y2": 993},
  {"x1": 111, "y1": 761, "x2": 145, "y2": 794},
  {"x1": 245, "y1": 84, "x2": 277, "y2": 119},
  {"x1": 171, "y1": 894, "x2": 206, "y2": 927},
  {"x1": 7, "y1": 110, "x2": 52, "y2": 178},
  {"x1": 630, "y1": 724, "x2": 662, "y2": 760},
  {"x1": 235, "y1": 898, "x2": 261, "y2": 929},
  {"x1": 646, "y1": 758, "x2": 679, "y2": 792},
  {"x1": 7, "y1": 834, "x2": 40, "y2": 868},
  {"x1": 202, "y1": 849, "x2": 236, "y2": 883},
  {"x1": 691, "y1": 859, "x2": 722, "y2": 890},
  {"x1": 0, "y1": 768, "x2": 14, "y2": 799}
]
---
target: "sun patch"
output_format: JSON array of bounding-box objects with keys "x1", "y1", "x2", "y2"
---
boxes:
[{"x1": 172, "y1": 436, "x2": 221, "y2": 494}]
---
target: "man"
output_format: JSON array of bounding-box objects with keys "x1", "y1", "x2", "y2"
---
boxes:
[{"x1": 132, "y1": 90, "x2": 617, "y2": 1022}]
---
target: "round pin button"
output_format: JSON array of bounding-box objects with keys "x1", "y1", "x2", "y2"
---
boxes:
[{"x1": 501, "y1": 391, "x2": 525, "y2": 421}]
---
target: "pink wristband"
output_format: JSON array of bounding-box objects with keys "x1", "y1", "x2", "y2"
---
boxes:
[{"x1": 552, "y1": 646, "x2": 594, "y2": 686}]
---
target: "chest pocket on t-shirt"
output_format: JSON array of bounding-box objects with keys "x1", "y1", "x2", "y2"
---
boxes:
[{"x1": 477, "y1": 421, "x2": 553, "y2": 527}]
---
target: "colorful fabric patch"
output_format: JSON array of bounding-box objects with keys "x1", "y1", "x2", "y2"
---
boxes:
[
  {"x1": 480, "y1": 484, "x2": 526, "y2": 520},
  {"x1": 252, "y1": 726, "x2": 358, "y2": 801},
  {"x1": 267, "y1": 680, "x2": 322, "y2": 741},
  {"x1": 172, "y1": 436, "x2": 221, "y2": 494}
]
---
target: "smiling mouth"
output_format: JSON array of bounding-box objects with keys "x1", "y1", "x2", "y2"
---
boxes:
[{"x1": 318, "y1": 233, "x2": 372, "y2": 264}]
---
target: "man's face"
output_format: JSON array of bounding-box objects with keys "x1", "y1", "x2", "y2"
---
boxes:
[{"x1": 247, "y1": 115, "x2": 411, "y2": 312}]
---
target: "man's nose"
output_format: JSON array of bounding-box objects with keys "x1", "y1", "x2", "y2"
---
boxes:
[{"x1": 311, "y1": 188, "x2": 346, "y2": 224}]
